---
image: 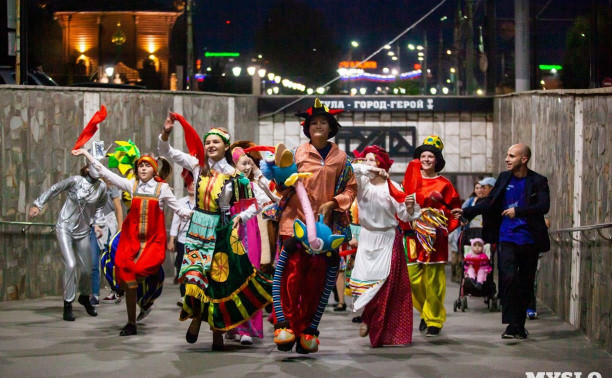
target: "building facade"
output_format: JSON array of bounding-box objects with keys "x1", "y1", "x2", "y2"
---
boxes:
[{"x1": 54, "y1": 10, "x2": 181, "y2": 89}]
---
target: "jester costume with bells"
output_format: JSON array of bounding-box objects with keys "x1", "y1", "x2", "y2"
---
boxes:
[
  {"x1": 268, "y1": 98, "x2": 357, "y2": 354},
  {"x1": 388, "y1": 135, "x2": 461, "y2": 334},
  {"x1": 157, "y1": 116, "x2": 272, "y2": 346}
]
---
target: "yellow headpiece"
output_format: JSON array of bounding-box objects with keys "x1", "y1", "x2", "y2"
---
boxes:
[{"x1": 423, "y1": 135, "x2": 444, "y2": 151}]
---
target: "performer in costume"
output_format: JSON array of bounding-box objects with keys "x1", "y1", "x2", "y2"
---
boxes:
[
  {"x1": 231, "y1": 140, "x2": 281, "y2": 274},
  {"x1": 28, "y1": 107, "x2": 108, "y2": 321},
  {"x1": 29, "y1": 165, "x2": 107, "y2": 321},
  {"x1": 349, "y1": 146, "x2": 419, "y2": 347},
  {"x1": 158, "y1": 113, "x2": 272, "y2": 351},
  {"x1": 388, "y1": 135, "x2": 461, "y2": 337},
  {"x1": 273, "y1": 98, "x2": 357, "y2": 354},
  {"x1": 225, "y1": 147, "x2": 279, "y2": 344},
  {"x1": 99, "y1": 140, "x2": 165, "y2": 308},
  {"x1": 74, "y1": 148, "x2": 192, "y2": 336}
]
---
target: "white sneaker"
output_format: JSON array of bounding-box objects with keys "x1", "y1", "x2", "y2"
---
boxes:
[
  {"x1": 101, "y1": 292, "x2": 122, "y2": 304},
  {"x1": 240, "y1": 335, "x2": 253, "y2": 345}
]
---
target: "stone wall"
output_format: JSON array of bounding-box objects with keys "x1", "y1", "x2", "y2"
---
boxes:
[
  {"x1": 0, "y1": 86, "x2": 257, "y2": 301},
  {"x1": 493, "y1": 88, "x2": 612, "y2": 353}
]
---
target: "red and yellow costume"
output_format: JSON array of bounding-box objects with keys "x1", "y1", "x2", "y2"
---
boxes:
[
  {"x1": 389, "y1": 135, "x2": 461, "y2": 331},
  {"x1": 115, "y1": 181, "x2": 166, "y2": 289}
]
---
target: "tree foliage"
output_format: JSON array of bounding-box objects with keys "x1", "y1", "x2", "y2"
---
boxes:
[
  {"x1": 563, "y1": 7, "x2": 612, "y2": 89},
  {"x1": 254, "y1": 0, "x2": 340, "y2": 87}
]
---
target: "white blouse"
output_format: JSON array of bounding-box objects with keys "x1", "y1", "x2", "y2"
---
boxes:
[
  {"x1": 157, "y1": 135, "x2": 258, "y2": 222},
  {"x1": 90, "y1": 160, "x2": 192, "y2": 219},
  {"x1": 352, "y1": 163, "x2": 419, "y2": 231}
]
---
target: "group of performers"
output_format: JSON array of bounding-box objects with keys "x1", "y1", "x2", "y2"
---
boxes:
[{"x1": 30, "y1": 98, "x2": 461, "y2": 352}]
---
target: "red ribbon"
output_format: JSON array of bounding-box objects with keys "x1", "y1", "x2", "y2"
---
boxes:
[
  {"x1": 72, "y1": 105, "x2": 107, "y2": 150},
  {"x1": 170, "y1": 112, "x2": 205, "y2": 167},
  {"x1": 244, "y1": 145, "x2": 276, "y2": 154},
  {"x1": 339, "y1": 248, "x2": 357, "y2": 257}
]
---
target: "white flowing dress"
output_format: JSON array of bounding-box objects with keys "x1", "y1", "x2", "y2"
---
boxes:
[{"x1": 349, "y1": 164, "x2": 420, "y2": 311}]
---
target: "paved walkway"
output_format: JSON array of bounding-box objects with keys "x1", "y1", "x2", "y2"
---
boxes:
[{"x1": 0, "y1": 268, "x2": 610, "y2": 377}]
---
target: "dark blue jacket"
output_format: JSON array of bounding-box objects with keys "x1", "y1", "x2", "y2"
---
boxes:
[{"x1": 462, "y1": 169, "x2": 550, "y2": 252}]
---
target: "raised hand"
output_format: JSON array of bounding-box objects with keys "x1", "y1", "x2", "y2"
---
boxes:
[{"x1": 163, "y1": 112, "x2": 176, "y2": 134}]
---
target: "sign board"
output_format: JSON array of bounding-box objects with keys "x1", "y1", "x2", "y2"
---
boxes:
[
  {"x1": 602, "y1": 77, "x2": 612, "y2": 87},
  {"x1": 258, "y1": 96, "x2": 493, "y2": 114},
  {"x1": 338, "y1": 61, "x2": 378, "y2": 69}
]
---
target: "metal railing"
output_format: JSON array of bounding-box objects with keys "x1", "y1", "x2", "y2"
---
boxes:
[
  {"x1": 0, "y1": 220, "x2": 56, "y2": 233},
  {"x1": 548, "y1": 223, "x2": 612, "y2": 243}
]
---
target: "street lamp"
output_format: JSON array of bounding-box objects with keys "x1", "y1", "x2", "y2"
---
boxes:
[
  {"x1": 267, "y1": 72, "x2": 275, "y2": 81},
  {"x1": 316, "y1": 87, "x2": 325, "y2": 94},
  {"x1": 430, "y1": 87, "x2": 437, "y2": 94},
  {"x1": 351, "y1": 40, "x2": 359, "y2": 48},
  {"x1": 359, "y1": 87, "x2": 366, "y2": 95},
  {"x1": 232, "y1": 67, "x2": 242, "y2": 77},
  {"x1": 408, "y1": 44, "x2": 415, "y2": 50},
  {"x1": 247, "y1": 66, "x2": 256, "y2": 76},
  {"x1": 274, "y1": 75, "x2": 281, "y2": 84},
  {"x1": 383, "y1": 44, "x2": 391, "y2": 49},
  {"x1": 258, "y1": 68, "x2": 266, "y2": 78},
  {"x1": 307, "y1": 88, "x2": 314, "y2": 94},
  {"x1": 273, "y1": 87, "x2": 279, "y2": 94}
]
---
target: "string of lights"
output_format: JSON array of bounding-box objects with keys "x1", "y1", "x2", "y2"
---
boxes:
[{"x1": 258, "y1": 0, "x2": 448, "y2": 119}]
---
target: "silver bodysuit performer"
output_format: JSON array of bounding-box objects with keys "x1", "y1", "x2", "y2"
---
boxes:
[{"x1": 33, "y1": 173, "x2": 107, "y2": 319}]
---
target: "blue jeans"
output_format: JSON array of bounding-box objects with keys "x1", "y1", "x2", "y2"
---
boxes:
[{"x1": 90, "y1": 228, "x2": 100, "y2": 296}]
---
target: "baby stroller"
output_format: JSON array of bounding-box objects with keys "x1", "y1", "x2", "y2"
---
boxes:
[{"x1": 453, "y1": 240, "x2": 500, "y2": 312}]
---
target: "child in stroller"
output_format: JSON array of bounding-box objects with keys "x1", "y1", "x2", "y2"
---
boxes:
[
  {"x1": 464, "y1": 238, "x2": 491, "y2": 289},
  {"x1": 453, "y1": 238, "x2": 500, "y2": 312}
]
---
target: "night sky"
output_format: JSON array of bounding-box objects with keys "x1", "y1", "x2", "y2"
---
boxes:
[{"x1": 192, "y1": 0, "x2": 592, "y2": 65}]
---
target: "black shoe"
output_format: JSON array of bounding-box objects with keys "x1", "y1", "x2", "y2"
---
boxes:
[
  {"x1": 136, "y1": 303, "x2": 153, "y2": 321},
  {"x1": 78, "y1": 295, "x2": 97, "y2": 317},
  {"x1": 514, "y1": 327, "x2": 528, "y2": 339},
  {"x1": 419, "y1": 319, "x2": 427, "y2": 332},
  {"x1": 120, "y1": 323, "x2": 137, "y2": 336},
  {"x1": 333, "y1": 303, "x2": 347, "y2": 312},
  {"x1": 425, "y1": 326, "x2": 440, "y2": 337},
  {"x1": 352, "y1": 316, "x2": 362, "y2": 323},
  {"x1": 502, "y1": 325, "x2": 517, "y2": 339},
  {"x1": 63, "y1": 301, "x2": 75, "y2": 321}
]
